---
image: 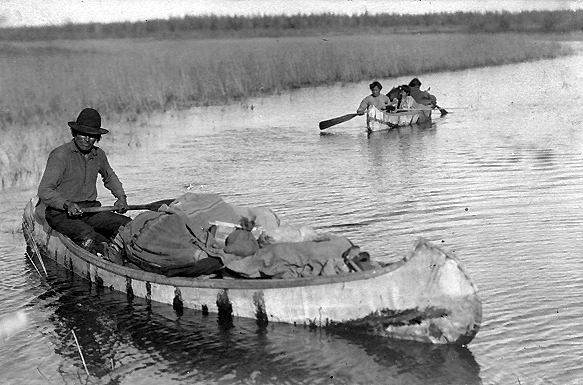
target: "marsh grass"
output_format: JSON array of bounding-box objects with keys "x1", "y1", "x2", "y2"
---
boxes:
[{"x1": 0, "y1": 33, "x2": 571, "y2": 189}]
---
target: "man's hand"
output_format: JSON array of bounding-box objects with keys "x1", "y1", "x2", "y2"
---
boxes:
[
  {"x1": 64, "y1": 201, "x2": 83, "y2": 217},
  {"x1": 114, "y1": 196, "x2": 129, "y2": 214}
]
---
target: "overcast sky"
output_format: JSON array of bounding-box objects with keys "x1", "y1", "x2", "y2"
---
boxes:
[{"x1": 1, "y1": 0, "x2": 582, "y2": 27}]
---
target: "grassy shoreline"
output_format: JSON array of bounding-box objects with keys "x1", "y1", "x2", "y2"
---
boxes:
[{"x1": 0, "y1": 33, "x2": 573, "y2": 190}]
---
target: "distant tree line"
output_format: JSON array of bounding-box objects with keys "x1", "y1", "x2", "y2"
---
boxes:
[{"x1": 1, "y1": 9, "x2": 582, "y2": 41}]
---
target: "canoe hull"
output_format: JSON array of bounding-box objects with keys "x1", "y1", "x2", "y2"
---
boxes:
[
  {"x1": 367, "y1": 105, "x2": 432, "y2": 133},
  {"x1": 22, "y1": 199, "x2": 481, "y2": 345}
]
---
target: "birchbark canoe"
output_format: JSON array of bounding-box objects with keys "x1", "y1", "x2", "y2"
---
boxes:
[
  {"x1": 367, "y1": 105, "x2": 432, "y2": 134},
  {"x1": 22, "y1": 198, "x2": 482, "y2": 345}
]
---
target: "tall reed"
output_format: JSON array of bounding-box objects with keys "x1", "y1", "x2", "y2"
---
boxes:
[{"x1": 0, "y1": 33, "x2": 570, "y2": 189}]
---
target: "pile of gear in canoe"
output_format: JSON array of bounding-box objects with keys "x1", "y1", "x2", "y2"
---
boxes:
[{"x1": 104, "y1": 193, "x2": 381, "y2": 278}]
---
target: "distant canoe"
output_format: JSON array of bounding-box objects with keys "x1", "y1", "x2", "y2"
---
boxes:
[
  {"x1": 22, "y1": 198, "x2": 482, "y2": 345},
  {"x1": 367, "y1": 105, "x2": 432, "y2": 134}
]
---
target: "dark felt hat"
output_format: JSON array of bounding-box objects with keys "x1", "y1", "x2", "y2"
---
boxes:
[{"x1": 68, "y1": 108, "x2": 109, "y2": 135}]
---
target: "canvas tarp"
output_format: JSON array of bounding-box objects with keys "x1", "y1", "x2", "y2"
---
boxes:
[
  {"x1": 117, "y1": 192, "x2": 356, "y2": 278},
  {"x1": 224, "y1": 235, "x2": 353, "y2": 279},
  {"x1": 118, "y1": 193, "x2": 265, "y2": 276}
]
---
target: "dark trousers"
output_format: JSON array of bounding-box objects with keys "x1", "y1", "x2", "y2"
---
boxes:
[{"x1": 45, "y1": 201, "x2": 131, "y2": 254}]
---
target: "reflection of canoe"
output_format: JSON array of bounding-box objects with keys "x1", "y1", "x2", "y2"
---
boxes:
[
  {"x1": 23, "y1": 198, "x2": 482, "y2": 345},
  {"x1": 367, "y1": 105, "x2": 432, "y2": 134}
]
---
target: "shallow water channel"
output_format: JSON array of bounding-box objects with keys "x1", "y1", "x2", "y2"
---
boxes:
[{"x1": 1, "y1": 44, "x2": 583, "y2": 384}]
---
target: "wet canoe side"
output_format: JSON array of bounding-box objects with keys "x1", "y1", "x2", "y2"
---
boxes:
[
  {"x1": 22, "y1": 199, "x2": 482, "y2": 345},
  {"x1": 367, "y1": 105, "x2": 432, "y2": 133}
]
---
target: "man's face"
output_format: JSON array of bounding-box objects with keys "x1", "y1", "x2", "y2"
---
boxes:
[
  {"x1": 73, "y1": 133, "x2": 99, "y2": 153},
  {"x1": 371, "y1": 86, "x2": 381, "y2": 97}
]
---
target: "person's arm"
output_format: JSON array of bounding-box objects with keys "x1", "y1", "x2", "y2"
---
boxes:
[
  {"x1": 356, "y1": 96, "x2": 370, "y2": 115},
  {"x1": 38, "y1": 150, "x2": 69, "y2": 210},
  {"x1": 419, "y1": 90, "x2": 437, "y2": 107},
  {"x1": 428, "y1": 93, "x2": 437, "y2": 108}
]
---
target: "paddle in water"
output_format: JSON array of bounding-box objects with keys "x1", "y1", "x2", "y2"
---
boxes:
[
  {"x1": 435, "y1": 105, "x2": 449, "y2": 115},
  {"x1": 319, "y1": 113, "x2": 359, "y2": 130}
]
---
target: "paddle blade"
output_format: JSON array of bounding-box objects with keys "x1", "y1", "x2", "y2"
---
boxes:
[
  {"x1": 434, "y1": 105, "x2": 448, "y2": 115},
  {"x1": 143, "y1": 198, "x2": 176, "y2": 211},
  {"x1": 319, "y1": 113, "x2": 358, "y2": 130}
]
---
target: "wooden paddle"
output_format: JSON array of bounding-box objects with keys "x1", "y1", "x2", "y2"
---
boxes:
[
  {"x1": 82, "y1": 198, "x2": 175, "y2": 213},
  {"x1": 319, "y1": 113, "x2": 359, "y2": 130}
]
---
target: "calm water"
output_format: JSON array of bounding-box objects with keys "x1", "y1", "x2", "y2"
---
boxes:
[{"x1": 1, "y1": 45, "x2": 583, "y2": 384}]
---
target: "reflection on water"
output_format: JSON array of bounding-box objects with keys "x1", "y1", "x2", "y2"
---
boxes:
[
  {"x1": 31, "y1": 256, "x2": 481, "y2": 385},
  {"x1": 2, "y1": 49, "x2": 583, "y2": 384}
]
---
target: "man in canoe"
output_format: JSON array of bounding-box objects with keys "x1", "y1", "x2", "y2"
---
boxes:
[
  {"x1": 408, "y1": 78, "x2": 438, "y2": 108},
  {"x1": 356, "y1": 81, "x2": 391, "y2": 115},
  {"x1": 38, "y1": 108, "x2": 131, "y2": 255}
]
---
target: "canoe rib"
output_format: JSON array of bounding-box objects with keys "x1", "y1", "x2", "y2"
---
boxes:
[{"x1": 22, "y1": 198, "x2": 482, "y2": 345}]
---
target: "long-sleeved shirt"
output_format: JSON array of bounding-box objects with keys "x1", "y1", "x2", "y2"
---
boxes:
[
  {"x1": 357, "y1": 94, "x2": 390, "y2": 114},
  {"x1": 409, "y1": 86, "x2": 437, "y2": 107},
  {"x1": 38, "y1": 140, "x2": 126, "y2": 210}
]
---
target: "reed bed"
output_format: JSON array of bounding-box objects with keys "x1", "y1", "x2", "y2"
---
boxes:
[{"x1": 0, "y1": 33, "x2": 571, "y2": 189}]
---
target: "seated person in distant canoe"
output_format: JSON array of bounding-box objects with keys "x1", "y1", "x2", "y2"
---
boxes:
[
  {"x1": 396, "y1": 85, "x2": 418, "y2": 110},
  {"x1": 356, "y1": 81, "x2": 391, "y2": 115},
  {"x1": 386, "y1": 85, "x2": 418, "y2": 111},
  {"x1": 37, "y1": 108, "x2": 131, "y2": 256},
  {"x1": 408, "y1": 77, "x2": 437, "y2": 108},
  {"x1": 395, "y1": 85, "x2": 424, "y2": 125}
]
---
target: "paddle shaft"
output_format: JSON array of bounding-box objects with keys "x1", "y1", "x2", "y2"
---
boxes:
[
  {"x1": 397, "y1": 106, "x2": 448, "y2": 114},
  {"x1": 83, "y1": 205, "x2": 154, "y2": 213},
  {"x1": 81, "y1": 198, "x2": 175, "y2": 213},
  {"x1": 397, "y1": 107, "x2": 468, "y2": 110}
]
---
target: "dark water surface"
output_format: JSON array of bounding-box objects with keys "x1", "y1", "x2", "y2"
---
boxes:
[{"x1": 1, "y1": 45, "x2": 583, "y2": 384}]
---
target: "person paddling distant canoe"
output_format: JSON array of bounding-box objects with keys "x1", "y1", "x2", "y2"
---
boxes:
[
  {"x1": 356, "y1": 81, "x2": 391, "y2": 115},
  {"x1": 38, "y1": 108, "x2": 131, "y2": 256},
  {"x1": 408, "y1": 77, "x2": 438, "y2": 108}
]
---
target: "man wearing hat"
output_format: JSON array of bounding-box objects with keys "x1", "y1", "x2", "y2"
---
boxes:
[{"x1": 38, "y1": 108, "x2": 131, "y2": 255}]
